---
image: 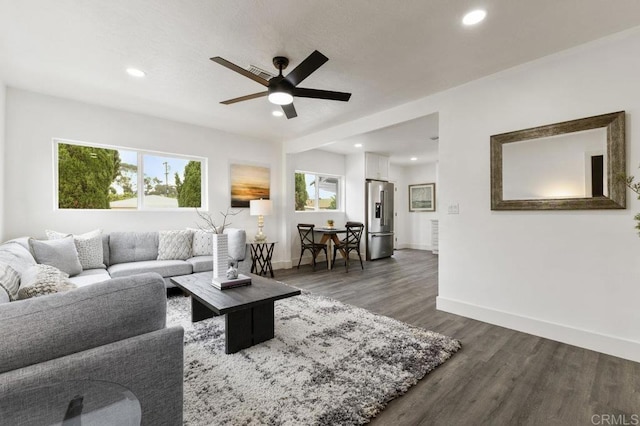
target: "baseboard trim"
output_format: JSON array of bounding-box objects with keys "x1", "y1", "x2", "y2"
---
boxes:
[
  {"x1": 272, "y1": 260, "x2": 291, "y2": 270},
  {"x1": 396, "y1": 243, "x2": 432, "y2": 251},
  {"x1": 436, "y1": 296, "x2": 640, "y2": 363}
]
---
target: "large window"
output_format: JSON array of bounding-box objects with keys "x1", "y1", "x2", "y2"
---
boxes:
[
  {"x1": 55, "y1": 140, "x2": 206, "y2": 210},
  {"x1": 295, "y1": 171, "x2": 341, "y2": 211}
]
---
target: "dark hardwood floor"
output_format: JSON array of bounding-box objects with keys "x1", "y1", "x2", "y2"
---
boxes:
[{"x1": 274, "y1": 249, "x2": 640, "y2": 426}]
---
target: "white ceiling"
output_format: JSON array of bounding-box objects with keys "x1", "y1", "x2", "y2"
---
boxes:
[
  {"x1": 318, "y1": 113, "x2": 439, "y2": 166},
  {"x1": 1, "y1": 1, "x2": 640, "y2": 145}
]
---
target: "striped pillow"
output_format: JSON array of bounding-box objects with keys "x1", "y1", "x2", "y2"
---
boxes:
[{"x1": 0, "y1": 263, "x2": 20, "y2": 301}]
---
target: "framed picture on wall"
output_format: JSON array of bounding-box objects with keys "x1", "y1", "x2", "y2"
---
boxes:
[
  {"x1": 230, "y1": 163, "x2": 270, "y2": 208},
  {"x1": 409, "y1": 183, "x2": 436, "y2": 212}
]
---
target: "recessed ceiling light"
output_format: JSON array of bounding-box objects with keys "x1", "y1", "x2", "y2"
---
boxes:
[
  {"x1": 354, "y1": 143, "x2": 363, "y2": 148},
  {"x1": 126, "y1": 68, "x2": 146, "y2": 78},
  {"x1": 272, "y1": 110, "x2": 284, "y2": 117},
  {"x1": 410, "y1": 157, "x2": 418, "y2": 161},
  {"x1": 462, "y1": 9, "x2": 486, "y2": 26}
]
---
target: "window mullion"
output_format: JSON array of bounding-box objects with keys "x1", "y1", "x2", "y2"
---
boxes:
[
  {"x1": 138, "y1": 152, "x2": 144, "y2": 210},
  {"x1": 315, "y1": 174, "x2": 320, "y2": 211}
]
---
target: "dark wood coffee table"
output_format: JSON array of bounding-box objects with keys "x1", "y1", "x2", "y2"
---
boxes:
[{"x1": 170, "y1": 271, "x2": 301, "y2": 354}]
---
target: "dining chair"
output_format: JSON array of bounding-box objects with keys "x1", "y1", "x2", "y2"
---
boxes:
[
  {"x1": 296, "y1": 223, "x2": 328, "y2": 271},
  {"x1": 331, "y1": 221, "x2": 364, "y2": 272}
]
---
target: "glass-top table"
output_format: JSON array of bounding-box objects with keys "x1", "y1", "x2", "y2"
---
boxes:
[{"x1": 0, "y1": 379, "x2": 141, "y2": 426}]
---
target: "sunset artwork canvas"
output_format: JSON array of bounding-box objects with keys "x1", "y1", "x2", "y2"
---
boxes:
[{"x1": 230, "y1": 163, "x2": 270, "y2": 208}]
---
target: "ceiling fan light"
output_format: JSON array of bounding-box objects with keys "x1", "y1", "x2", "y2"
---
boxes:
[
  {"x1": 268, "y1": 91, "x2": 293, "y2": 105},
  {"x1": 462, "y1": 9, "x2": 486, "y2": 26}
]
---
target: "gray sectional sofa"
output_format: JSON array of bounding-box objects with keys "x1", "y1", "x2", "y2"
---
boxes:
[
  {"x1": 0, "y1": 228, "x2": 247, "y2": 302},
  {"x1": 0, "y1": 273, "x2": 184, "y2": 425},
  {"x1": 80, "y1": 228, "x2": 246, "y2": 288},
  {"x1": 0, "y1": 227, "x2": 247, "y2": 424}
]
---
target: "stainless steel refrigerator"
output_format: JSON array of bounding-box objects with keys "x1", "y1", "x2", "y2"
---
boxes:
[{"x1": 365, "y1": 180, "x2": 394, "y2": 260}]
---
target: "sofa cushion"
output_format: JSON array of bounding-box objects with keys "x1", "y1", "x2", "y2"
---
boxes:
[
  {"x1": 157, "y1": 230, "x2": 193, "y2": 261},
  {"x1": 108, "y1": 260, "x2": 192, "y2": 278},
  {"x1": 17, "y1": 264, "x2": 77, "y2": 300},
  {"x1": 29, "y1": 237, "x2": 82, "y2": 277},
  {"x1": 68, "y1": 269, "x2": 112, "y2": 288},
  {"x1": 0, "y1": 263, "x2": 20, "y2": 301},
  {"x1": 186, "y1": 256, "x2": 214, "y2": 273},
  {"x1": 189, "y1": 228, "x2": 213, "y2": 256},
  {"x1": 109, "y1": 232, "x2": 158, "y2": 265},
  {"x1": 46, "y1": 229, "x2": 106, "y2": 270}
]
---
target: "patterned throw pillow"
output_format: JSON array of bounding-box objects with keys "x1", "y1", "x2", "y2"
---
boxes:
[
  {"x1": 188, "y1": 228, "x2": 213, "y2": 256},
  {"x1": 17, "y1": 264, "x2": 77, "y2": 300},
  {"x1": 46, "y1": 229, "x2": 105, "y2": 270},
  {"x1": 157, "y1": 230, "x2": 193, "y2": 260},
  {"x1": 0, "y1": 263, "x2": 21, "y2": 301}
]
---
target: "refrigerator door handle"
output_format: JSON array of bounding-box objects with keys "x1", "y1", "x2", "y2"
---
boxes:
[
  {"x1": 371, "y1": 232, "x2": 394, "y2": 237},
  {"x1": 381, "y1": 190, "x2": 389, "y2": 226},
  {"x1": 379, "y1": 190, "x2": 385, "y2": 225}
]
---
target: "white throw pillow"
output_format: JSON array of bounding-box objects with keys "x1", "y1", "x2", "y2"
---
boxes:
[
  {"x1": 46, "y1": 229, "x2": 105, "y2": 270},
  {"x1": 17, "y1": 264, "x2": 76, "y2": 300},
  {"x1": 157, "y1": 230, "x2": 193, "y2": 260},
  {"x1": 188, "y1": 228, "x2": 213, "y2": 256}
]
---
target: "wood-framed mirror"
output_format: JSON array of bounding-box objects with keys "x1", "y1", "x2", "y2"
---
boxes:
[{"x1": 490, "y1": 111, "x2": 626, "y2": 210}]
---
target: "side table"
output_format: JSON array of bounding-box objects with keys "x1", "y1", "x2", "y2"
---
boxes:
[{"x1": 249, "y1": 241, "x2": 276, "y2": 278}]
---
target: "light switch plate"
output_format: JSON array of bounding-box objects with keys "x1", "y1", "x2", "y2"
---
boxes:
[{"x1": 448, "y1": 204, "x2": 459, "y2": 214}]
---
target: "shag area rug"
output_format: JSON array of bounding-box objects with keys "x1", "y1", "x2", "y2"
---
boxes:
[{"x1": 167, "y1": 291, "x2": 461, "y2": 425}]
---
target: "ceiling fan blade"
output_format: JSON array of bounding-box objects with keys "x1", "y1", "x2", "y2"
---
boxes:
[
  {"x1": 210, "y1": 57, "x2": 269, "y2": 87},
  {"x1": 282, "y1": 103, "x2": 297, "y2": 119},
  {"x1": 293, "y1": 87, "x2": 351, "y2": 102},
  {"x1": 285, "y1": 50, "x2": 328, "y2": 86},
  {"x1": 220, "y1": 91, "x2": 268, "y2": 105}
]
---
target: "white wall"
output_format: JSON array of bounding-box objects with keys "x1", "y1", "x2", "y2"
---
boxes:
[
  {"x1": 0, "y1": 82, "x2": 5, "y2": 241},
  {"x1": 391, "y1": 162, "x2": 438, "y2": 250},
  {"x1": 4, "y1": 88, "x2": 286, "y2": 265},
  {"x1": 345, "y1": 153, "x2": 365, "y2": 224},
  {"x1": 283, "y1": 28, "x2": 640, "y2": 362},
  {"x1": 287, "y1": 149, "x2": 347, "y2": 265},
  {"x1": 436, "y1": 30, "x2": 640, "y2": 362}
]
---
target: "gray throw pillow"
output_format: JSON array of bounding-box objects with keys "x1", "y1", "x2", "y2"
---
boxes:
[
  {"x1": 46, "y1": 229, "x2": 105, "y2": 270},
  {"x1": 17, "y1": 264, "x2": 77, "y2": 300},
  {"x1": 157, "y1": 230, "x2": 193, "y2": 260},
  {"x1": 188, "y1": 228, "x2": 213, "y2": 256},
  {"x1": 29, "y1": 236, "x2": 83, "y2": 276}
]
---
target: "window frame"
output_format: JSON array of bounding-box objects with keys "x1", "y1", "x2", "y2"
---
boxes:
[
  {"x1": 53, "y1": 138, "x2": 208, "y2": 211},
  {"x1": 294, "y1": 170, "x2": 343, "y2": 212}
]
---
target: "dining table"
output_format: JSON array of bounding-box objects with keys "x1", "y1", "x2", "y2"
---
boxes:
[{"x1": 313, "y1": 227, "x2": 347, "y2": 270}]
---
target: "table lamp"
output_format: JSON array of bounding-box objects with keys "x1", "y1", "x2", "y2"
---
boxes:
[{"x1": 250, "y1": 199, "x2": 272, "y2": 242}]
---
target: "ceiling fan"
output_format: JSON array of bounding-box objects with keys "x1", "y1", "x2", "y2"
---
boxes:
[{"x1": 210, "y1": 50, "x2": 351, "y2": 119}]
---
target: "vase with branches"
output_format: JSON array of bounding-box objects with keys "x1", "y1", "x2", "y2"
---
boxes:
[
  {"x1": 195, "y1": 207, "x2": 242, "y2": 280},
  {"x1": 195, "y1": 207, "x2": 241, "y2": 234}
]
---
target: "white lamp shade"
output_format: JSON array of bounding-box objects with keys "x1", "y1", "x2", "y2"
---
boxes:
[{"x1": 250, "y1": 199, "x2": 273, "y2": 216}]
